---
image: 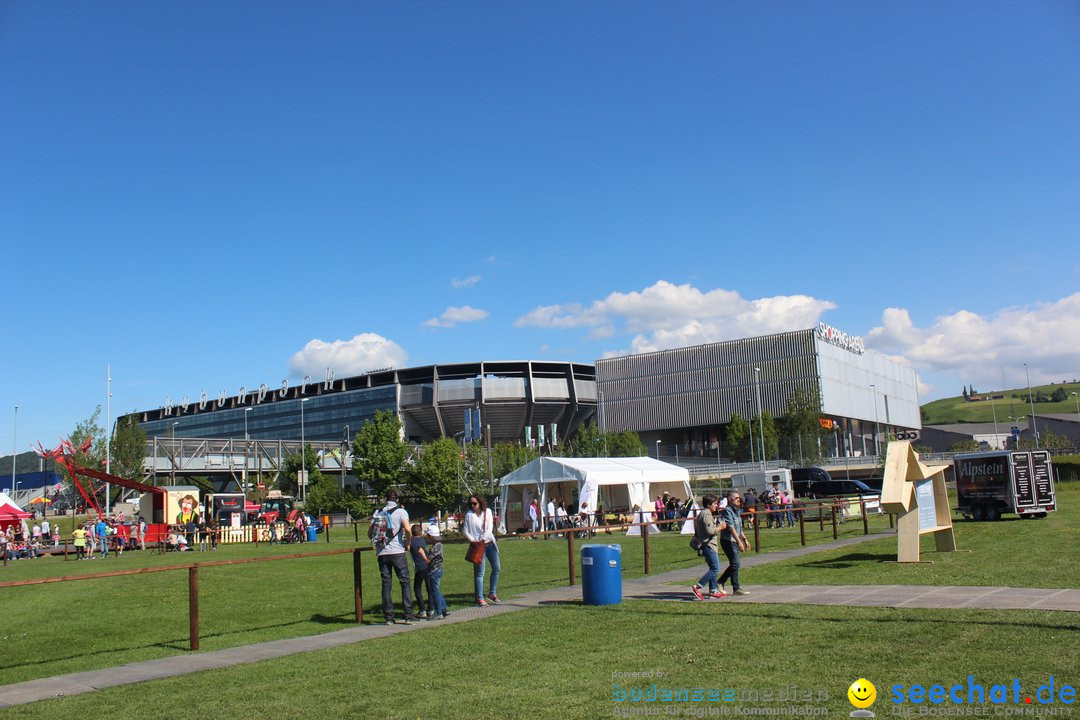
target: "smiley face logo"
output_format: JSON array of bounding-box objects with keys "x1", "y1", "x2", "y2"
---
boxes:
[{"x1": 848, "y1": 679, "x2": 877, "y2": 709}]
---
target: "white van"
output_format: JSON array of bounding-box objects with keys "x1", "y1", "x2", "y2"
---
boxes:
[{"x1": 729, "y1": 469, "x2": 792, "y2": 497}]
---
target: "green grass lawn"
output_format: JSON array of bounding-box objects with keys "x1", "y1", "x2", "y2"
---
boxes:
[
  {"x1": 745, "y1": 483, "x2": 1080, "y2": 589},
  {"x1": 1, "y1": 488, "x2": 1074, "y2": 700},
  {"x1": 0, "y1": 516, "x2": 884, "y2": 686},
  {"x1": 2, "y1": 600, "x2": 1077, "y2": 720}
]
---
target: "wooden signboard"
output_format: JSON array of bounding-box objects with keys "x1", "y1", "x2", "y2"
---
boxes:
[{"x1": 881, "y1": 440, "x2": 957, "y2": 563}]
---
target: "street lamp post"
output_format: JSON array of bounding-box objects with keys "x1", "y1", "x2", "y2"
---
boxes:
[
  {"x1": 171, "y1": 421, "x2": 179, "y2": 484},
  {"x1": 1024, "y1": 363, "x2": 1039, "y2": 448},
  {"x1": 990, "y1": 393, "x2": 1000, "y2": 449},
  {"x1": 300, "y1": 398, "x2": 309, "y2": 502},
  {"x1": 747, "y1": 400, "x2": 755, "y2": 465},
  {"x1": 753, "y1": 368, "x2": 765, "y2": 470},
  {"x1": 244, "y1": 408, "x2": 253, "y2": 492},
  {"x1": 870, "y1": 384, "x2": 881, "y2": 457},
  {"x1": 655, "y1": 439, "x2": 661, "y2": 460},
  {"x1": 11, "y1": 405, "x2": 17, "y2": 493},
  {"x1": 1072, "y1": 392, "x2": 1080, "y2": 439}
]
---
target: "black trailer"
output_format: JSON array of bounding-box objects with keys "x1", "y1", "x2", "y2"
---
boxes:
[{"x1": 954, "y1": 450, "x2": 1057, "y2": 521}]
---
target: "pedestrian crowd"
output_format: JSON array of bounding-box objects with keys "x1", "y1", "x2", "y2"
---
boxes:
[{"x1": 371, "y1": 488, "x2": 506, "y2": 625}]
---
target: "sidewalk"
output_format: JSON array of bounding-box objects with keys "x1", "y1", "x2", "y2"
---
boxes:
[{"x1": 2, "y1": 531, "x2": 1076, "y2": 708}]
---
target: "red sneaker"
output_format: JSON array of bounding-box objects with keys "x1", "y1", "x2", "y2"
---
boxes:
[
  {"x1": 709, "y1": 590, "x2": 727, "y2": 599},
  {"x1": 476, "y1": 597, "x2": 488, "y2": 607},
  {"x1": 690, "y1": 584, "x2": 705, "y2": 601},
  {"x1": 487, "y1": 594, "x2": 502, "y2": 605}
]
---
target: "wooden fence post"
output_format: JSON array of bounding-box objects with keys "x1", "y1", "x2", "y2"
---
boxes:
[
  {"x1": 752, "y1": 512, "x2": 761, "y2": 553},
  {"x1": 798, "y1": 508, "x2": 806, "y2": 546},
  {"x1": 188, "y1": 565, "x2": 200, "y2": 651},
  {"x1": 831, "y1": 505, "x2": 838, "y2": 540},
  {"x1": 567, "y1": 531, "x2": 576, "y2": 586},
  {"x1": 353, "y1": 548, "x2": 364, "y2": 624},
  {"x1": 818, "y1": 505, "x2": 824, "y2": 532},
  {"x1": 354, "y1": 521, "x2": 359, "y2": 543},
  {"x1": 641, "y1": 511, "x2": 651, "y2": 575},
  {"x1": 861, "y1": 500, "x2": 869, "y2": 535}
]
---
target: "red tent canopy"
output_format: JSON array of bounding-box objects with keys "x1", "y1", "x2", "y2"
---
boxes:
[{"x1": 0, "y1": 492, "x2": 32, "y2": 531}]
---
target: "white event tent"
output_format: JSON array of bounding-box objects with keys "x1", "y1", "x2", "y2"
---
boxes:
[{"x1": 497, "y1": 456, "x2": 693, "y2": 534}]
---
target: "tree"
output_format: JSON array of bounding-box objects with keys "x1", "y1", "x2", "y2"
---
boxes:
[
  {"x1": 110, "y1": 414, "x2": 147, "y2": 481},
  {"x1": 949, "y1": 440, "x2": 981, "y2": 453},
  {"x1": 464, "y1": 441, "x2": 497, "y2": 495},
  {"x1": 280, "y1": 444, "x2": 326, "y2": 497},
  {"x1": 777, "y1": 389, "x2": 826, "y2": 466},
  {"x1": 59, "y1": 407, "x2": 108, "y2": 508},
  {"x1": 1051, "y1": 387, "x2": 1068, "y2": 403},
  {"x1": 1040, "y1": 429, "x2": 1070, "y2": 451},
  {"x1": 752, "y1": 411, "x2": 779, "y2": 461},
  {"x1": 351, "y1": 410, "x2": 409, "y2": 497},
  {"x1": 607, "y1": 430, "x2": 647, "y2": 457},
  {"x1": 568, "y1": 423, "x2": 646, "y2": 457},
  {"x1": 725, "y1": 414, "x2": 751, "y2": 462},
  {"x1": 490, "y1": 442, "x2": 538, "y2": 479},
  {"x1": 962, "y1": 386, "x2": 970, "y2": 401},
  {"x1": 410, "y1": 437, "x2": 462, "y2": 511}
]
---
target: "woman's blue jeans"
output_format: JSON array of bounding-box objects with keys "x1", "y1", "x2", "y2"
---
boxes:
[
  {"x1": 697, "y1": 545, "x2": 720, "y2": 592},
  {"x1": 427, "y1": 567, "x2": 448, "y2": 615},
  {"x1": 474, "y1": 541, "x2": 501, "y2": 598}
]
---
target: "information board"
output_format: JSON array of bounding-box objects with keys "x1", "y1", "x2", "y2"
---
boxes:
[
  {"x1": 1011, "y1": 452, "x2": 1035, "y2": 508},
  {"x1": 915, "y1": 479, "x2": 937, "y2": 532},
  {"x1": 1031, "y1": 451, "x2": 1055, "y2": 506}
]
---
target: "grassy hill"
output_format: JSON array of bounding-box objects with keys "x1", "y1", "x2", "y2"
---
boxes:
[{"x1": 921, "y1": 381, "x2": 1080, "y2": 424}]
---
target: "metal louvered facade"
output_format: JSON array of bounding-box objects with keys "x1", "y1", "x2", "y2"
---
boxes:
[
  {"x1": 596, "y1": 327, "x2": 920, "y2": 456},
  {"x1": 597, "y1": 330, "x2": 821, "y2": 432}
]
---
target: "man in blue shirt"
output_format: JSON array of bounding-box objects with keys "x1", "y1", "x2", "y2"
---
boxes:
[
  {"x1": 95, "y1": 517, "x2": 109, "y2": 558},
  {"x1": 718, "y1": 491, "x2": 751, "y2": 595}
]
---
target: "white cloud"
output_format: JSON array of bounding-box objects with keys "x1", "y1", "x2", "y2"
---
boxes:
[
  {"x1": 516, "y1": 280, "x2": 836, "y2": 355},
  {"x1": 451, "y1": 275, "x2": 482, "y2": 289},
  {"x1": 289, "y1": 333, "x2": 407, "y2": 377},
  {"x1": 866, "y1": 293, "x2": 1080, "y2": 390},
  {"x1": 423, "y1": 305, "x2": 489, "y2": 328}
]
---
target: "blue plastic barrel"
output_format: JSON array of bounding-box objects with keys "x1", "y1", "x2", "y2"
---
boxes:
[
  {"x1": 306, "y1": 526, "x2": 318, "y2": 542},
  {"x1": 581, "y1": 544, "x2": 622, "y2": 605}
]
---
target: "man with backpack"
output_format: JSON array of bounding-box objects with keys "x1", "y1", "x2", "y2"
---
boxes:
[{"x1": 369, "y1": 488, "x2": 417, "y2": 625}]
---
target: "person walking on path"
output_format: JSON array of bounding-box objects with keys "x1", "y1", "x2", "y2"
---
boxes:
[
  {"x1": 464, "y1": 494, "x2": 501, "y2": 606},
  {"x1": 718, "y1": 490, "x2": 751, "y2": 596},
  {"x1": 690, "y1": 494, "x2": 727, "y2": 600},
  {"x1": 370, "y1": 489, "x2": 416, "y2": 625}
]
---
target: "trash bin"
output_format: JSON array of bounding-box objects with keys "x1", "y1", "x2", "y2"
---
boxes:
[
  {"x1": 581, "y1": 544, "x2": 622, "y2": 606},
  {"x1": 306, "y1": 526, "x2": 318, "y2": 542}
]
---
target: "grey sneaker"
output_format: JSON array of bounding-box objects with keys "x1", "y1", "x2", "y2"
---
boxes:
[
  {"x1": 401, "y1": 616, "x2": 418, "y2": 625},
  {"x1": 732, "y1": 589, "x2": 751, "y2": 596},
  {"x1": 384, "y1": 619, "x2": 395, "y2": 626},
  {"x1": 418, "y1": 610, "x2": 428, "y2": 619}
]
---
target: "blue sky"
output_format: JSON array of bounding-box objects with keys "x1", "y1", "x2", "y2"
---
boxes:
[{"x1": 2, "y1": 1, "x2": 1079, "y2": 448}]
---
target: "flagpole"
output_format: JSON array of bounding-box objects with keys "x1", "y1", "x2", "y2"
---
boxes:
[{"x1": 105, "y1": 365, "x2": 111, "y2": 515}]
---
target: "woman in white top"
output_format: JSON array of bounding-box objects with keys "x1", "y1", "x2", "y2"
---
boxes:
[{"x1": 464, "y1": 494, "x2": 501, "y2": 606}]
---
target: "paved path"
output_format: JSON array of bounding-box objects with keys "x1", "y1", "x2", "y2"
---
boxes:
[{"x1": 2, "y1": 531, "x2": 1077, "y2": 708}]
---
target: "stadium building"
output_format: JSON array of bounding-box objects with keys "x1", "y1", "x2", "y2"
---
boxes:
[
  {"x1": 125, "y1": 361, "x2": 598, "y2": 446},
  {"x1": 595, "y1": 324, "x2": 921, "y2": 459}
]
